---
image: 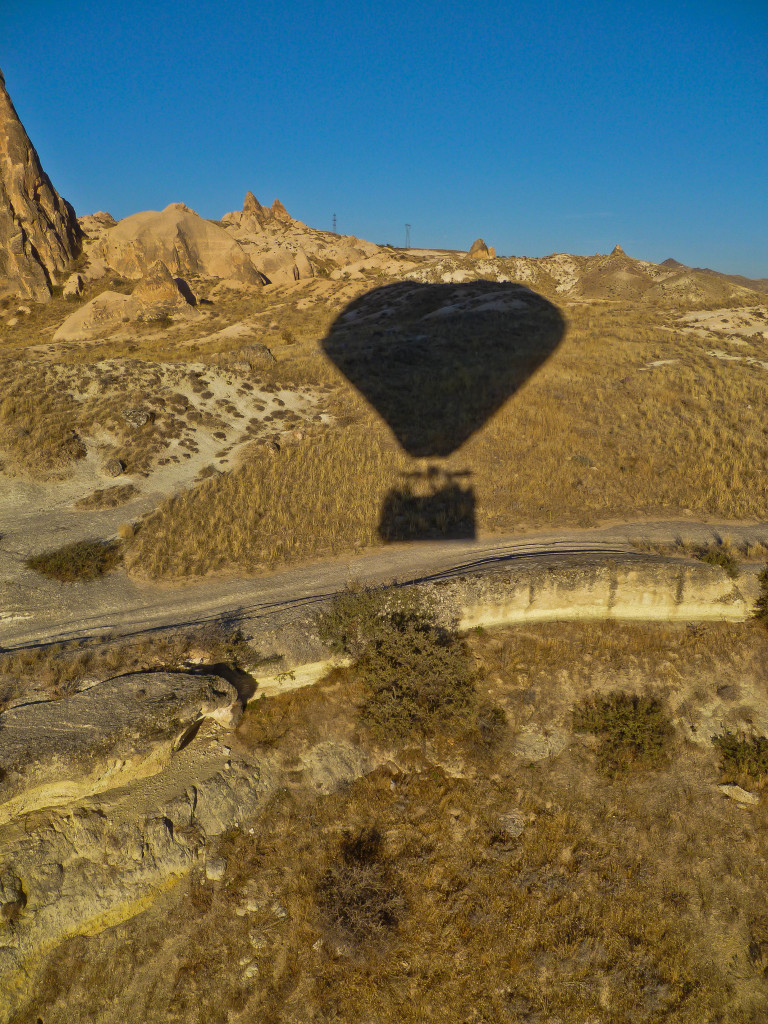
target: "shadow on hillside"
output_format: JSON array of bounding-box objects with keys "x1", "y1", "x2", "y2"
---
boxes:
[{"x1": 322, "y1": 280, "x2": 565, "y2": 541}]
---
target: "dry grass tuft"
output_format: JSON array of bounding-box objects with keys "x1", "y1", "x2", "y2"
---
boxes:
[
  {"x1": 714, "y1": 731, "x2": 768, "y2": 789},
  {"x1": 75, "y1": 484, "x2": 138, "y2": 509},
  {"x1": 26, "y1": 539, "x2": 123, "y2": 582}
]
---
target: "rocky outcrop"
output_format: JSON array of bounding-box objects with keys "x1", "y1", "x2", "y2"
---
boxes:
[
  {"x1": 221, "y1": 191, "x2": 384, "y2": 285},
  {"x1": 62, "y1": 272, "x2": 84, "y2": 299},
  {"x1": 468, "y1": 238, "x2": 495, "y2": 259},
  {"x1": 0, "y1": 68, "x2": 83, "y2": 301},
  {"x1": 92, "y1": 203, "x2": 267, "y2": 286},
  {"x1": 270, "y1": 197, "x2": 291, "y2": 223},
  {"x1": 0, "y1": 671, "x2": 272, "y2": 1019},
  {"x1": 0, "y1": 671, "x2": 241, "y2": 825},
  {"x1": 53, "y1": 260, "x2": 199, "y2": 341},
  {"x1": 131, "y1": 258, "x2": 196, "y2": 308}
]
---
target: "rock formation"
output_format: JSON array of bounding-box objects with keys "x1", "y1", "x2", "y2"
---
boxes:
[
  {"x1": 0, "y1": 68, "x2": 83, "y2": 301},
  {"x1": 53, "y1": 259, "x2": 199, "y2": 341},
  {"x1": 270, "y1": 197, "x2": 291, "y2": 223},
  {"x1": 62, "y1": 272, "x2": 84, "y2": 299},
  {"x1": 91, "y1": 203, "x2": 267, "y2": 286},
  {"x1": 468, "y1": 238, "x2": 495, "y2": 259}
]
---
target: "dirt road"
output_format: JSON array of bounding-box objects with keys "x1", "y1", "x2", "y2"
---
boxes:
[{"x1": 2, "y1": 519, "x2": 767, "y2": 650}]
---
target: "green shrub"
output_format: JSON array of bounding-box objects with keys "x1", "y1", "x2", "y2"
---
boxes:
[
  {"x1": 315, "y1": 826, "x2": 405, "y2": 943},
  {"x1": 317, "y1": 585, "x2": 482, "y2": 742},
  {"x1": 755, "y1": 565, "x2": 768, "y2": 626},
  {"x1": 573, "y1": 691, "x2": 674, "y2": 777},
  {"x1": 701, "y1": 548, "x2": 740, "y2": 578},
  {"x1": 713, "y1": 730, "x2": 768, "y2": 785},
  {"x1": 26, "y1": 539, "x2": 123, "y2": 582}
]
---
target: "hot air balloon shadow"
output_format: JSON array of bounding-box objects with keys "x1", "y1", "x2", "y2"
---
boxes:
[{"x1": 322, "y1": 280, "x2": 565, "y2": 541}]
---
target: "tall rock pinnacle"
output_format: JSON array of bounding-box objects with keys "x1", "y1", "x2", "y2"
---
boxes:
[{"x1": 0, "y1": 68, "x2": 83, "y2": 301}]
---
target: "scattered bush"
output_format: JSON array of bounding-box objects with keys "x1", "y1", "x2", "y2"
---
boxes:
[
  {"x1": 75, "y1": 484, "x2": 138, "y2": 510},
  {"x1": 755, "y1": 564, "x2": 768, "y2": 626},
  {"x1": 573, "y1": 691, "x2": 674, "y2": 777},
  {"x1": 318, "y1": 585, "x2": 481, "y2": 742},
  {"x1": 713, "y1": 730, "x2": 768, "y2": 786},
  {"x1": 26, "y1": 539, "x2": 123, "y2": 582},
  {"x1": 315, "y1": 826, "x2": 405, "y2": 943},
  {"x1": 700, "y1": 547, "x2": 740, "y2": 578}
]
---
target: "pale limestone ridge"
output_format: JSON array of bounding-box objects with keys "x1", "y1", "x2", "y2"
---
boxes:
[
  {"x1": 0, "y1": 668, "x2": 369, "y2": 1020},
  {"x1": 0, "y1": 67, "x2": 83, "y2": 301},
  {"x1": 0, "y1": 671, "x2": 240, "y2": 826}
]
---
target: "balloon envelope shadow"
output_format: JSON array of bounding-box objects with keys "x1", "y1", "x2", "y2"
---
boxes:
[{"x1": 322, "y1": 280, "x2": 565, "y2": 541}]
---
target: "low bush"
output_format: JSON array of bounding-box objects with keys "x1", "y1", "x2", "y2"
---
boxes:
[
  {"x1": 700, "y1": 547, "x2": 740, "y2": 578},
  {"x1": 573, "y1": 691, "x2": 674, "y2": 777},
  {"x1": 26, "y1": 539, "x2": 123, "y2": 582},
  {"x1": 713, "y1": 730, "x2": 768, "y2": 786},
  {"x1": 755, "y1": 565, "x2": 768, "y2": 626},
  {"x1": 75, "y1": 484, "x2": 138, "y2": 509},
  {"x1": 318, "y1": 585, "x2": 482, "y2": 742},
  {"x1": 315, "y1": 826, "x2": 405, "y2": 943}
]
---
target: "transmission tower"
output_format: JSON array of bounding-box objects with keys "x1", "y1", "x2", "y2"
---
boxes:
[
  {"x1": 405, "y1": 223, "x2": 411, "y2": 249},
  {"x1": 332, "y1": 212, "x2": 337, "y2": 233}
]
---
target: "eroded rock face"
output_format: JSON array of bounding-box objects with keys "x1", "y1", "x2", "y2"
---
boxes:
[
  {"x1": 0, "y1": 68, "x2": 83, "y2": 301},
  {"x1": 93, "y1": 203, "x2": 267, "y2": 286},
  {"x1": 52, "y1": 259, "x2": 199, "y2": 341},
  {"x1": 0, "y1": 670, "x2": 259, "y2": 1018},
  {"x1": 0, "y1": 671, "x2": 241, "y2": 824},
  {"x1": 131, "y1": 258, "x2": 196, "y2": 308},
  {"x1": 468, "y1": 237, "x2": 495, "y2": 259}
]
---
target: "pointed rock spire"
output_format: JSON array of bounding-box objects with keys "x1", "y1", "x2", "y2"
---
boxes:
[
  {"x1": 271, "y1": 198, "x2": 291, "y2": 222},
  {"x1": 243, "y1": 191, "x2": 266, "y2": 216},
  {"x1": 0, "y1": 68, "x2": 83, "y2": 301}
]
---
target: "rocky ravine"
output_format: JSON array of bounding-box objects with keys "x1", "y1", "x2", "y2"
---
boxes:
[
  {"x1": 0, "y1": 552, "x2": 764, "y2": 1019},
  {"x1": 0, "y1": 671, "x2": 272, "y2": 1020}
]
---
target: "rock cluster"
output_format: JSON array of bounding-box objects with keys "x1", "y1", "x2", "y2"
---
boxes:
[
  {"x1": 92, "y1": 203, "x2": 266, "y2": 286},
  {"x1": 468, "y1": 238, "x2": 496, "y2": 259},
  {"x1": 53, "y1": 259, "x2": 199, "y2": 341},
  {"x1": 0, "y1": 68, "x2": 83, "y2": 301}
]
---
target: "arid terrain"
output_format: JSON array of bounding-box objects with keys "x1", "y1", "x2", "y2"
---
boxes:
[{"x1": 2, "y1": 64, "x2": 768, "y2": 1024}]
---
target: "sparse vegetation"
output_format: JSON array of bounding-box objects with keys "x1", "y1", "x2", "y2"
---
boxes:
[
  {"x1": 26, "y1": 539, "x2": 123, "y2": 582},
  {"x1": 318, "y1": 585, "x2": 483, "y2": 742},
  {"x1": 713, "y1": 730, "x2": 768, "y2": 787},
  {"x1": 315, "y1": 826, "x2": 406, "y2": 944},
  {"x1": 632, "y1": 534, "x2": 759, "y2": 574},
  {"x1": 756, "y1": 564, "x2": 768, "y2": 625},
  {"x1": 75, "y1": 484, "x2": 138, "y2": 509},
  {"x1": 15, "y1": 618, "x2": 768, "y2": 1022},
  {"x1": 573, "y1": 690, "x2": 675, "y2": 776}
]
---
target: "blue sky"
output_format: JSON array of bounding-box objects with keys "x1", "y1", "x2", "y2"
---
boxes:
[{"x1": 3, "y1": 0, "x2": 767, "y2": 275}]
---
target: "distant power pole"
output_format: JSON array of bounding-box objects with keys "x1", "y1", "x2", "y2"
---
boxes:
[
  {"x1": 405, "y1": 223, "x2": 411, "y2": 249},
  {"x1": 332, "y1": 213, "x2": 337, "y2": 233}
]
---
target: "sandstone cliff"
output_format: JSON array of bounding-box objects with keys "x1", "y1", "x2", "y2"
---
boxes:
[{"x1": 0, "y1": 68, "x2": 83, "y2": 301}]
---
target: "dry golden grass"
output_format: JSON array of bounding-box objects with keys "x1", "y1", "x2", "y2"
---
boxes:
[
  {"x1": 633, "y1": 535, "x2": 768, "y2": 565},
  {"x1": 3, "y1": 282, "x2": 768, "y2": 576},
  {"x1": 125, "y1": 297, "x2": 768, "y2": 577},
  {"x1": 127, "y1": 414, "x2": 408, "y2": 575},
  {"x1": 19, "y1": 619, "x2": 768, "y2": 1023}
]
